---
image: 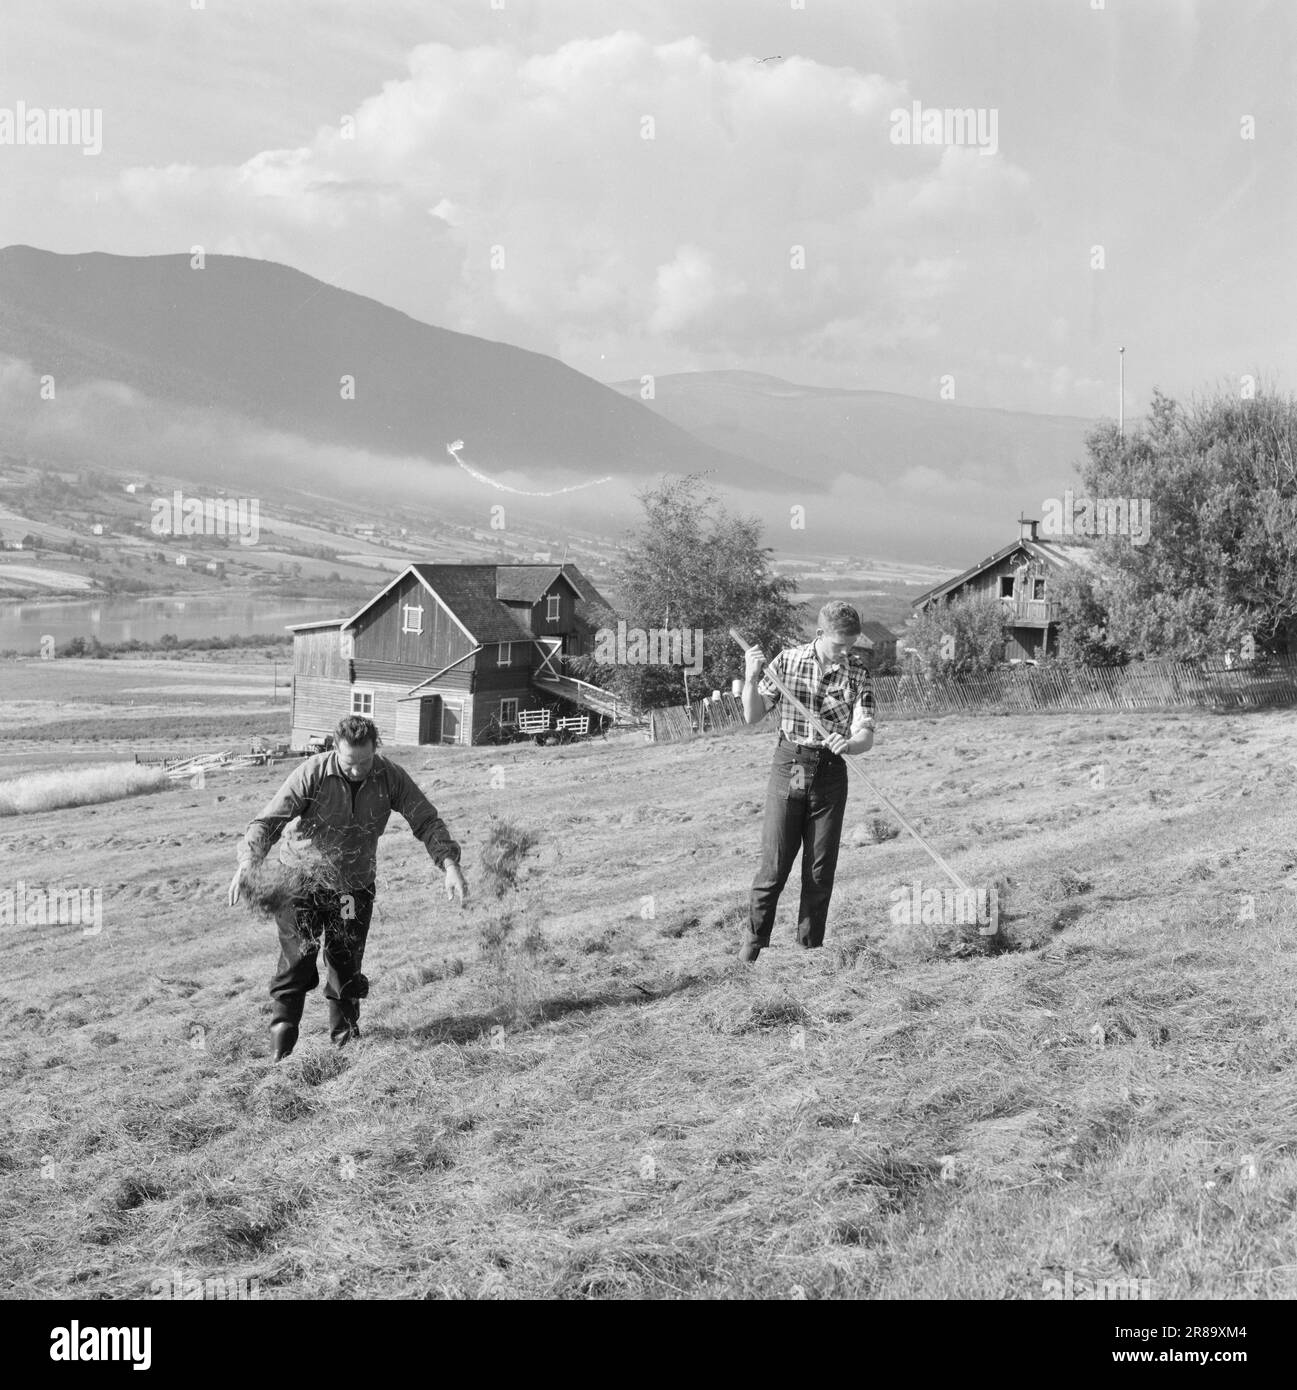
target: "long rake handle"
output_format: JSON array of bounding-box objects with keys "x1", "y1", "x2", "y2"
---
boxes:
[{"x1": 730, "y1": 628, "x2": 970, "y2": 894}]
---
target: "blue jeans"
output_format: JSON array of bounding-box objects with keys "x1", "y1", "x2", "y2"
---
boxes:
[{"x1": 744, "y1": 736, "x2": 849, "y2": 956}]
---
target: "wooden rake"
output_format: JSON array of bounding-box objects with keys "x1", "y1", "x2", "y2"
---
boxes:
[{"x1": 730, "y1": 627, "x2": 971, "y2": 895}]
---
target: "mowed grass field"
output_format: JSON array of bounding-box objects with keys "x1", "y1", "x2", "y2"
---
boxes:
[{"x1": 3, "y1": 702, "x2": 1297, "y2": 1300}]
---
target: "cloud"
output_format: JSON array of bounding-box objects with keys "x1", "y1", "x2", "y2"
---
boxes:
[{"x1": 74, "y1": 32, "x2": 1033, "y2": 369}]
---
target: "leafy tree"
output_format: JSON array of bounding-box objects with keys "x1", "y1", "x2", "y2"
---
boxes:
[
  {"x1": 905, "y1": 594, "x2": 1008, "y2": 676},
  {"x1": 1050, "y1": 567, "x2": 1129, "y2": 667},
  {"x1": 1072, "y1": 385, "x2": 1297, "y2": 657},
  {"x1": 567, "y1": 475, "x2": 802, "y2": 710}
]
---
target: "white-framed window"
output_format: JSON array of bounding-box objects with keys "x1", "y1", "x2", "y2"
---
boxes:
[
  {"x1": 402, "y1": 604, "x2": 424, "y2": 634},
  {"x1": 500, "y1": 698, "x2": 518, "y2": 724},
  {"x1": 351, "y1": 689, "x2": 374, "y2": 716},
  {"x1": 498, "y1": 642, "x2": 512, "y2": 666},
  {"x1": 546, "y1": 594, "x2": 560, "y2": 622}
]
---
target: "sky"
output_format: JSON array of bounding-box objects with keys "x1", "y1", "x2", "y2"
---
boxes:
[{"x1": 1, "y1": 0, "x2": 1292, "y2": 419}]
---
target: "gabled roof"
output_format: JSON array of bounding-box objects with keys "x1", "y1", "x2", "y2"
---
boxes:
[
  {"x1": 312, "y1": 562, "x2": 603, "y2": 648},
  {"x1": 495, "y1": 564, "x2": 584, "y2": 603},
  {"x1": 561, "y1": 562, "x2": 616, "y2": 614},
  {"x1": 285, "y1": 617, "x2": 347, "y2": 631},
  {"x1": 856, "y1": 621, "x2": 897, "y2": 647},
  {"x1": 913, "y1": 535, "x2": 1108, "y2": 607},
  {"x1": 409, "y1": 565, "x2": 536, "y2": 644},
  {"x1": 1028, "y1": 538, "x2": 1106, "y2": 576}
]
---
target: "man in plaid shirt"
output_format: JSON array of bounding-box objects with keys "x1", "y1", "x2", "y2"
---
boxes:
[{"x1": 738, "y1": 602, "x2": 876, "y2": 963}]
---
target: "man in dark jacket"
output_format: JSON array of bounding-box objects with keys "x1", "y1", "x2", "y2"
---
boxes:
[{"x1": 228, "y1": 715, "x2": 466, "y2": 1059}]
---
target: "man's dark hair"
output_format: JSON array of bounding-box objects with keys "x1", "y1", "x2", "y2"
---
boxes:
[{"x1": 333, "y1": 715, "x2": 381, "y2": 748}]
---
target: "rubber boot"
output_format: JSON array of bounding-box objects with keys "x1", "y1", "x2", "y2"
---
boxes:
[
  {"x1": 329, "y1": 1000, "x2": 361, "y2": 1048},
  {"x1": 270, "y1": 1021, "x2": 298, "y2": 1061}
]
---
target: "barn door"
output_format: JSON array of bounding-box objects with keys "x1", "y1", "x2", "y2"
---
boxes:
[
  {"x1": 441, "y1": 700, "x2": 463, "y2": 744},
  {"x1": 537, "y1": 637, "x2": 563, "y2": 677}
]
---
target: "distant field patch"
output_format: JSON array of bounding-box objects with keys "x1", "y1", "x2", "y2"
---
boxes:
[{"x1": 0, "y1": 563, "x2": 97, "y2": 591}]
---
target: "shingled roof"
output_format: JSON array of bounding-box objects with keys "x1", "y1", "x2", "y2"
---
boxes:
[
  {"x1": 340, "y1": 562, "x2": 610, "y2": 646},
  {"x1": 856, "y1": 621, "x2": 897, "y2": 649},
  {"x1": 495, "y1": 565, "x2": 581, "y2": 603},
  {"x1": 406, "y1": 564, "x2": 534, "y2": 644},
  {"x1": 914, "y1": 534, "x2": 1107, "y2": 608}
]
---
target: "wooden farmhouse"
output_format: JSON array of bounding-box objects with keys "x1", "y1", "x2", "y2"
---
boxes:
[
  {"x1": 855, "y1": 621, "x2": 898, "y2": 668},
  {"x1": 911, "y1": 517, "x2": 1104, "y2": 662},
  {"x1": 288, "y1": 562, "x2": 620, "y2": 748}
]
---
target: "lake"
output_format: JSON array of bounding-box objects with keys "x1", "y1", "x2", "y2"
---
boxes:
[{"x1": 0, "y1": 594, "x2": 347, "y2": 653}]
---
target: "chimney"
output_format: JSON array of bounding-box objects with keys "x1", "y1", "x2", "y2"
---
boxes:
[{"x1": 1019, "y1": 517, "x2": 1039, "y2": 542}]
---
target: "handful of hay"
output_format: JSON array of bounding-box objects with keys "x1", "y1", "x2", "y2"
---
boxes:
[{"x1": 238, "y1": 858, "x2": 350, "y2": 917}]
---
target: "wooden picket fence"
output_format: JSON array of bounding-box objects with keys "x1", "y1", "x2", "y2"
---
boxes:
[
  {"x1": 648, "y1": 692, "x2": 760, "y2": 742},
  {"x1": 645, "y1": 658, "x2": 1297, "y2": 740},
  {"x1": 875, "y1": 657, "x2": 1297, "y2": 718}
]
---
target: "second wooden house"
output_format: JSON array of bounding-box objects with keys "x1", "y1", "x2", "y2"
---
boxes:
[{"x1": 910, "y1": 518, "x2": 1104, "y2": 662}]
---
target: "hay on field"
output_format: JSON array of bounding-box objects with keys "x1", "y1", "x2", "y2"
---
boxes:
[
  {"x1": 479, "y1": 820, "x2": 538, "y2": 897},
  {"x1": 0, "y1": 762, "x2": 169, "y2": 816}
]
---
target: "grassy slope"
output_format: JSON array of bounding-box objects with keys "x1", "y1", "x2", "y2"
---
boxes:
[{"x1": 3, "y1": 708, "x2": 1297, "y2": 1300}]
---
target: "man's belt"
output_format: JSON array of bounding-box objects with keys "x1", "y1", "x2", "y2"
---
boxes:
[{"x1": 780, "y1": 732, "x2": 844, "y2": 756}]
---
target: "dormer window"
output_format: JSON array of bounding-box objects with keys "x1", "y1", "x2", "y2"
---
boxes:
[
  {"x1": 402, "y1": 604, "x2": 424, "y2": 634},
  {"x1": 546, "y1": 594, "x2": 560, "y2": 622}
]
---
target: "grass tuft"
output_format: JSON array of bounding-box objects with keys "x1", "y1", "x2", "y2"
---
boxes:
[{"x1": 479, "y1": 819, "x2": 539, "y2": 897}]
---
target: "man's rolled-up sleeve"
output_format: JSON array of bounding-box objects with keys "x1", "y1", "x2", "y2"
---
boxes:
[
  {"x1": 239, "y1": 762, "x2": 314, "y2": 869},
  {"x1": 757, "y1": 652, "x2": 785, "y2": 706},
  {"x1": 390, "y1": 766, "x2": 461, "y2": 870},
  {"x1": 852, "y1": 674, "x2": 876, "y2": 728}
]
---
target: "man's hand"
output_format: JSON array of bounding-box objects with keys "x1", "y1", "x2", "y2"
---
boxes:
[
  {"x1": 227, "y1": 864, "x2": 248, "y2": 907},
  {"x1": 825, "y1": 732, "x2": 850, "y2": 755},
  {"x1": 744, "y1": 646, "x2": 767, "y2": 685},
  {"x1": 444, "y1": 861, "x2": 468, "y2": 907}
]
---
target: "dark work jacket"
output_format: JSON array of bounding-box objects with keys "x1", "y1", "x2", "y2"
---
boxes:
[{"x1": 238, "y1": 751, "x2": 461, "y2": 891}]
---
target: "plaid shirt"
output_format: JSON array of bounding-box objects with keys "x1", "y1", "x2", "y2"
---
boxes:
[{"x1": 758, "y1": 641, "x2": 875, "y2": 744}]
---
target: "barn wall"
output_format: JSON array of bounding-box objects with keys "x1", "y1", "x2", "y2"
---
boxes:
[
  {"x1": 490, "y1": 616, "x2": 537, "y2": 668},
  {"x1": 469, "y1": 683, "x2": 541, "y2": 740},
  {"x1": 352, "y1": 573, "x2": 474, "y2": 668},
  {"x1": 354, "y1": 658, "x2": 474, "y2": 691},
  {"x1": 384, "y1": 686, "x2": 476, "y2": 745},
  {"x1": 392, "y1": 695, "x2": 422, "y2": 746},
  {"x1": 505, "y1": 578, "x2": 580, "y2": 640},
  {"x1": 474, "y1": 663, "x2": 538, "y2": 693},
  {"x1": 293, "y1": 627, "x2": 349, "y2": 678},
  {"x1": 291, "y1": 675, "x2": 352, "y2": 746},
  {"x1": 343, "y1": 678, "x2": 421, "y2": 746}
]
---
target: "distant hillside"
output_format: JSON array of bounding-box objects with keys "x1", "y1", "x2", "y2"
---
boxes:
[
  {"x1": 608, "y1": 370, "x2": 1101, "y2": 561},
  {"x1": 0, "y1": 247, "x2": 785, "y2": 491},
  {"x1": 0, "y1": 248, "x2": 1103, "y2": 566}
]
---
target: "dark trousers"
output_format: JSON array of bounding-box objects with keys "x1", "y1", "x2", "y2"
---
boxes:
[
  {"x1": 744, "y1": 738, "x2": 849, "y2": 955},
  {"x1": 269, "y1": 884, "x2": 375, "y2": 1043}
]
